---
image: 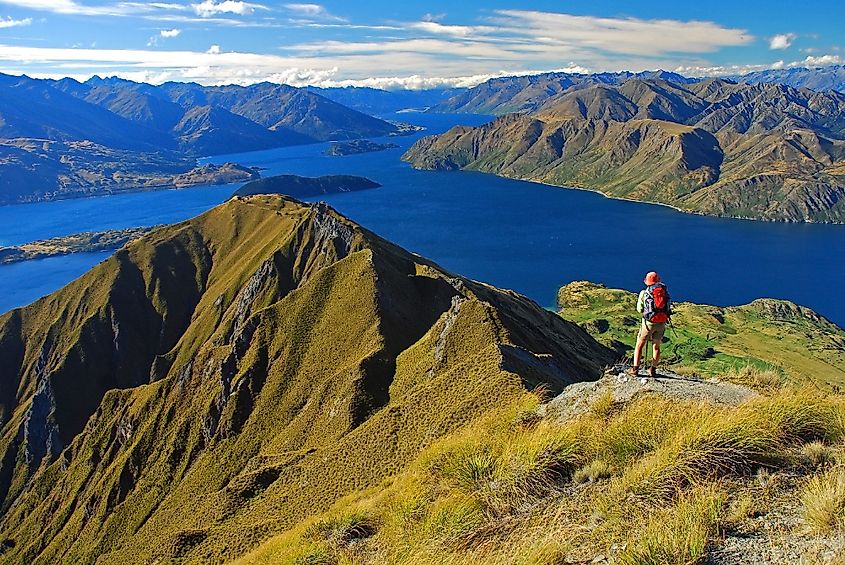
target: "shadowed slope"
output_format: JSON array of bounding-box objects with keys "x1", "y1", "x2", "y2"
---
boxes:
[{"x1": 0, "y1": 196, "x2": 612, "y2": 563}]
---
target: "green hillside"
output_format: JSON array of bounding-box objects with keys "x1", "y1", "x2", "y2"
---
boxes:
[{"x1": 557, "y1": 281, "x2": 845, "y2": 387}]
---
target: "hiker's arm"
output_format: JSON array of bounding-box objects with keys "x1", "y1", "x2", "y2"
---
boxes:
[{"x1": 636, "y1": 290, "x2": 644, "y2": 314}]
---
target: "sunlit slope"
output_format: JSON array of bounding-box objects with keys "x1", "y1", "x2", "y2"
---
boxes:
[
  {"x1": 0, "y1": 196, "x2": 613, "y2": 563},
  {"x1": 404, "y1": 78, "x2": 845, "y2": 222}
]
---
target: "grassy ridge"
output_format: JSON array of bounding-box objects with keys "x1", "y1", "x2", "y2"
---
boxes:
[{"x1": 0, "y1": 196, "x2": 612, "y2": 563}]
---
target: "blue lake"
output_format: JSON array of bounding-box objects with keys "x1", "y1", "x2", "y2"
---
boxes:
[{"x1": 2, "y1": 112, "x2": 845, "y2": 327}]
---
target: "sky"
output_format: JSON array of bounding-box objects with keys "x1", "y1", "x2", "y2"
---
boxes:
[{"x1": 0, "y1": 0, "x2": 842, "y2": 89}]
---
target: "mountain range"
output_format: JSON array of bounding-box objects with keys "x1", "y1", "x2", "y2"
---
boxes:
[
  {"x1": 0, "y1": 74, "x2": 404, "y2": 203},
  {"x1": 734, "y1": 65, "x2": 845, "y2": 93},
  {"x1": 431, "y1": 67, "x2": 845, "y2": 116},
  {"x1": 306, "y1": 86, "x2": 463, "y2": 115},
  {"x1": 405, "y1": 77, "x2": 845, "y2": 222}
]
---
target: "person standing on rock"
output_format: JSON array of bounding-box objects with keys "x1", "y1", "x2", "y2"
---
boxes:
[{"x1": 629, "y1": 271, "x2": 671, "y2": 379}]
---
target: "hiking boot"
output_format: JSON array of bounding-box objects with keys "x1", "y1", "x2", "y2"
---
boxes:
[
  {"x1": 628, "y1": 365, "x2": 639, "y2": 377},
  {"x1": 649, "y1": 366, "x2": 657, "y2": 378}
]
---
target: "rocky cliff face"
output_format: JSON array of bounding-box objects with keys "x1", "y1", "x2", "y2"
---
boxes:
[
  {"x1": 0, "y1": 196, "x2": 613, "y2": 563},
  {"x1": 407, "y1": 78, "x2": 845, "y2": 222}
]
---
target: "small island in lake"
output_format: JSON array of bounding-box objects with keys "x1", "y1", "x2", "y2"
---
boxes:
[
  {"x1": 323, "y1": 139, "x2": 399, "y2": 156},
  {"x1": 0, "y1": 227, "x2": 155, "y2": 264},
  {"x1": 233, "y1": 174, "x2": 381, "y2": 198}
]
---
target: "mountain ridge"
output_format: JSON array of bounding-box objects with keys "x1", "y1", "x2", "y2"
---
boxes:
[
  {"x1": 0, "y1": 73, "x2": 402, "y2": 203},
  {"x1": 0, "y1": 195, "x2": 613, "y2": 563},
  {"x1": 404, "y1": 77, "x2": 845, "y2": 222}
]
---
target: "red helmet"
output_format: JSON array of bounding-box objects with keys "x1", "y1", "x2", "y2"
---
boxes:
[{"x1": 644, "y1": 271, "x2": 661, "y2": 285}]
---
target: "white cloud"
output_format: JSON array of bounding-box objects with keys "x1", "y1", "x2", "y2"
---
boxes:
[
  {"x1": 0, "y1": 9, "x2": 766, "y2": 90},
  {"x1": 421, "y1": 13, "x2": 446, "y2": 23},
  {"x1": 407, "y1": 21, "x2": 490, "y2": 37},
  {"x1": 148, "y1": 27, "x2": 181, "y2": 46},
  {"x1": 0, "y1": 16, "x2": 31, "y2": 28},
  {"x1": 791, "y1": 54, "x2": 841, "y2": 67},
  {"x1": 675, "y1": 53, "x2": 844, "y2": 77},
  {"x1": 769, "y1": 33, "x2": 797, "y2": 50},
  {"x1": 0, "y1": 0, "x2": 187, "y2": 16},
  {"x1": 283, "y1": 3, "x2": 343, "y2": 22},
  {"x1": 192, "y1": 0, "x2": 264, "y2": 17},
  {"x1": 490, "y1": 10, "x2": 753, "y2": 56}
]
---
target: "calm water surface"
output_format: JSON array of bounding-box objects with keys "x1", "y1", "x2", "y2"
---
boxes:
[{"x1": 2, "y1": 112, "x2": 844, "y2": 326}]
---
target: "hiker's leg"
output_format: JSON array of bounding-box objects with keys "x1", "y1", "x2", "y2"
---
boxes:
[
  {"x1": 633, "y1": 331, "x2": 646, "y2": 367},
  {"x1": 648, "y1": 323, "x2": 665, "y2": 367}
]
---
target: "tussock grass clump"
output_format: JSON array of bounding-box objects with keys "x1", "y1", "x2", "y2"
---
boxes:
[
  {"x1": 305, "y1": 511, "x2": 379, "y2": 547},
  {"x1": 722, "y1": 492, "x2": 757, "y2": 531},
  {"x1": 801, "y1": 466, "x2": 845, "y2": 532},
  {"x1": 585, "y1": 398, "x2": 692, "y2": 468},
  {"x1": 573, "y1": 460, "x2": 612, "y2": 484},
  {"x1": 721, "y1": 365, "x2": 785, "y2": 393},
  {"x1": 619, "y1": 392, "x2": 844, "y2": 501},
  {"x1": 590, "y1": 389, "x2": 615, "y2": 419},
  {"x1": 243, "y1": 389, "x2": 845, "y2": 565},
  {"x1": 617, "y1": 487, "x2": 726, "y2": 565},
  {"x1": 430, "y1": 421, "x2": 584, "y2": 517},
  {"x1": 800, "y1": 441, "x2": 837, "y2": 470}
]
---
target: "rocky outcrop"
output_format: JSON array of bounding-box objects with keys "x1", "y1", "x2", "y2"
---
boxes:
[{"x1": 543, "y1": 368, "x2": 757, "y2": 424}]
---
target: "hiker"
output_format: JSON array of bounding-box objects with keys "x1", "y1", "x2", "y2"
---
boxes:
[{"x1": 630, "y1": 271, "x2": 671, "y2": 378}]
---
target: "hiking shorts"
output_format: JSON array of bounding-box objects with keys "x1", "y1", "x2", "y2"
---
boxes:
[{"x1": 638, "y1": 320, "x2": 666, "y2": 343}]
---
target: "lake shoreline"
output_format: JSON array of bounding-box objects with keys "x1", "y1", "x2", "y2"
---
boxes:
[{"x1": 2, "y1": 111, "x2": 844, "y2": 326}]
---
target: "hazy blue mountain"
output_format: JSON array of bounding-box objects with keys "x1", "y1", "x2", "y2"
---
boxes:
[
  {"x1": 435, "y1": 70, "x2": 699, "y2": 114},
  {"x1": 0, "y1": 73, "x2": 404, "y2": 202},
  {"x1": 1, "y1": 73, "x2": 401, "y2": 151},
  {"x1": 0, "y1": 74, "x2": 174, "y2": 151},
  {"x1": 733, "y1": 65, "x2": 845, "y2": 93}
]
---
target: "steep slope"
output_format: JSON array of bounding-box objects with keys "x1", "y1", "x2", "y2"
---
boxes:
[
  {"x1": 403, "y1": 113, "x2": 723, "y2": 204},
  {"x1": 435, "y1": 70, "x2": 698, "y2": 115},
  {"x1": 406, "y1": 77, "x2": 845, "y2": 222},
  {"x1": 0, "y1": 196, "x2": 613, "y2": 563},
  {"x1": 164, "y1": 82, "x2": 399, "y2": 140},
  {"x1": 52, "y1": 76, "x2": 185, "y2": 132},
  {"x1": 0, "y1": 74, "x2": 172, "y2": 151}
]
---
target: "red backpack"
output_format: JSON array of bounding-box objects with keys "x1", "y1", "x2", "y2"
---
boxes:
[{"x1": 643, "y1": 283, "x2": 671, "y2": 323}]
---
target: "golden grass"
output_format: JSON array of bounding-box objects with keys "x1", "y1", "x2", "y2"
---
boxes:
[
  {"x1": 721, "y1": 365, "x2": 785, "y2": 394},
  {"x1": 241, "y1": 387, "x2": 845, "y2": 564},
  {"x1": 616, "y1": 486, "x2": 726, "y2": 565},
  {"x1": 802, "y1": 466, "x2": 845, "y2": 533},
  {"x1": 572, "y1": 460, "x2": 613, "y2": 484}
]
